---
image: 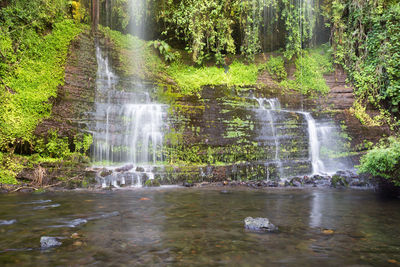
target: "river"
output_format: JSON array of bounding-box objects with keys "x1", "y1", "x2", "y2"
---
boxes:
[{"x1": 0, "y1": 188, "x2": 399, "y2": 266}]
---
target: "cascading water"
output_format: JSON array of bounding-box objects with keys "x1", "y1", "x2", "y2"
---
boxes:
[
  {"x1": 254, "y1": 97, "x2": 350, "y2": 178},
  {"x1": 90, "y1": 45, "x2": 165, "y2": 188},
  {"x1": 90, "y1": 0, "x2": 165, "y2": 187},
  {"x1": 300, "y1": 112, "x2": 325, "y2": 174},
  {"x1": 254, "y1": 98, "x2": 283, "y2": 177}
]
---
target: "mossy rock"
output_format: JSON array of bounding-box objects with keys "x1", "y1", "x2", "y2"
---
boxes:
[
  {"x1": 331, "y1": 175, "x2": 348, "y2": 188},
  {"x1": 144, "y1": 179, "x2": 161, "y2": 187}
]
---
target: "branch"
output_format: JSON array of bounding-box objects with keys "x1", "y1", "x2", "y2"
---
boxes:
[
  {"x1": 42, "y1": 175, "x2": 83, "y2": 189},
  {"x1": 12, "y1": 186, "x2": 39, "y2": 192}
]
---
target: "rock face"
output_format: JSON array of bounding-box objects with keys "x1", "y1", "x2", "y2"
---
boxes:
[
  {"x1": 40, "y1": 236, "x2": 62, "y2": 249},
  {"x1": 244, "y1": 217, "x2": 278, "y2": 232}
]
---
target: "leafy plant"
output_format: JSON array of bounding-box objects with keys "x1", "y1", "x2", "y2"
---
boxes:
[
  {"x1": 358, "y1": 136, "x2": 400, "y2": 186},
  {"x1": 148, "y1": 40, "x2": 180, "y2": 62},
  {"x1": 264, "y1": 55, "x2": 287, "y2": 81}
]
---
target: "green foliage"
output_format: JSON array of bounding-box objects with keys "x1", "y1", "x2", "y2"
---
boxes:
[
  {"x1": 148, "y1": 40, "x2": 180, "y2": 62},
  {"x1": 157, "y1": 0, "x2": 237, "y2": 64},
  {"x1": 358, "y1": 137, "x2": 400, "y2": 186},
  {"x1": 325, "y1": 0, "x2": 400, "y2": 123},
  {"x1": 281, "y1": 0, "x2": 317, "y2": 59},
  {"x1": 281, "y1": 45, "x2": 332, "y2": 94},
  {"x1": 34, "y1": 130, "x2": 92, "y2": 160},
  {"x1": 74, "y1": 133, "x2": 93, "y2": 154},
  {"x1": 45, "y1": 131, "x2": 71, "y2": 159},
  {"x1": 166, "y1": 61, "x2": 260, "y2": 95},
  {"x1": 264, "y1": 55, "x2": 287, "y2": 81},
  {"x1": 69, "y1": 0, "x2": 88, "y2": 23},
  {"x1": 0, "y1": 152, "x2": 21, "y2": 185},
  {"x1": 144, "y1": 179, "x2": 161, "y2": 187},
  {"x1": 0, "y1": 18, "x2": 82, "y2": 150}
]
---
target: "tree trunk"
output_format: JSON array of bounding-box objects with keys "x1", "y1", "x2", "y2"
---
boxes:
[{"x1": 91, "y1": 0, "x2": 99, "y2": 33}]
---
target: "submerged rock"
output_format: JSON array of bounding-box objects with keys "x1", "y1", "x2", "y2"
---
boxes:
[
  {"x1": 244, "y1": 217, "x2": 278, "y2": 232},
  {"x1": 40, "y1": 236, "x2": 62, "y2": 249}
]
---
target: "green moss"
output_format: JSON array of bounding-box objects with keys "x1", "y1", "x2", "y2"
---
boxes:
[
  {"x1": 144, "y1": 179, "x2": 161, "y2": 187},
  {"x1": 331, "y1": 175, "x2": 348, "y2": 188},
  {"x1": 166, "y1": 61, "x2": 260, "y2": 96}
]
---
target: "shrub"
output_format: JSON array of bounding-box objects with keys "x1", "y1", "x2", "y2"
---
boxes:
[{"x1": 358, "y1": 137, "x2": 400, "y2": 186}]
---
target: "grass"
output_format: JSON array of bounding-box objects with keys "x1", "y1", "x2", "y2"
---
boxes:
[{"x1": 166, "y1": 61, "x2": 260, "y2": 95}]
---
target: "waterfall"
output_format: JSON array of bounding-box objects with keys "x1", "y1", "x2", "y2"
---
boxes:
[
  {"x1": 90, "y1": 44, "x2": 165, "y2": 187},
  {"x1": 300, "y1": 112, "x2": 325, "y2": 175},
  {"x1": 254, "y1": 97, "x2": 332, "y2": 177},
  {"x1": 89, "y1": 0, "x2": 167, "y2": 188},
  {"x1": 255, "y1": 98, "x2": 283, "y2": 178}
]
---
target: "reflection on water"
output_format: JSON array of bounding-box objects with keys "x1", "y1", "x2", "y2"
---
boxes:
[{"x1": 0, "y1": 189, "x2": 399, "y2": 266}]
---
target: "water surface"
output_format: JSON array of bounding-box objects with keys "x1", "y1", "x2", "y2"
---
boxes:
[{"x1": 0, "y1": 188, "x2": 399, "y2": 266}]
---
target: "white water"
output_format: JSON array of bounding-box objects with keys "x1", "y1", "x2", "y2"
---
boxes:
[
  {"x1": 254, "y1": 97, "x2": 346, "y2": 177},
  {"x1": 255, "y1": 98, "x2": 283, "y2": 177},
  {"x1": 91, "y1": 48, "x2": 164, "y2": 187},
  {"x1": 300, "y1": 112, "x2": 325, "y2": 175}
]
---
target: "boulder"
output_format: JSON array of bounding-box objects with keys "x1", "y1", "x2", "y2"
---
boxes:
[{"x1": 244, "y1": 217, "x2": 278, "y2": 232}]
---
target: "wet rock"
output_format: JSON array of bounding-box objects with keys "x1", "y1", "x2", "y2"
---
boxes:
[
  {"x1": 290, "y1": 177, "x2": 303, "y2": 187},
  {"x1": 99, "y1": 169, "x2": 112, "y2": 177},
  {"x1": 183, "y1": 181, "x2": 194, "y2": 187},
  {"x1": 40, "y1": 236, "x2": 62, "y2": 249},
  {"x1": 115, "y1": 164, "x2": 134, "y2": 172},
  {"x1": 263, "y1": 180, "x2": 279, "y2": 187},
  {"x1": 136, "y1": 167, "x2": 145, "y2": 172},
  {"x1": 331, "y1": 175, "x2": 348, "y2": 188},
  {"x1": 244, "y1": 217, "x2": 278, "y2": 232},
  {"x1": 349, "y1": 178, "x2": 367, "y2": 187},
  {"x1": 332, "y1": 170, "x2": 359, "y2": 185}
]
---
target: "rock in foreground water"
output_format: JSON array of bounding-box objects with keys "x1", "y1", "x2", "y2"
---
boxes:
[
  {"x1": 40, "y1": 236, "x2": 62, "y2": 249},
  {"x1": 244, "y1": 217, "x2": 278, "y2": 232}
]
